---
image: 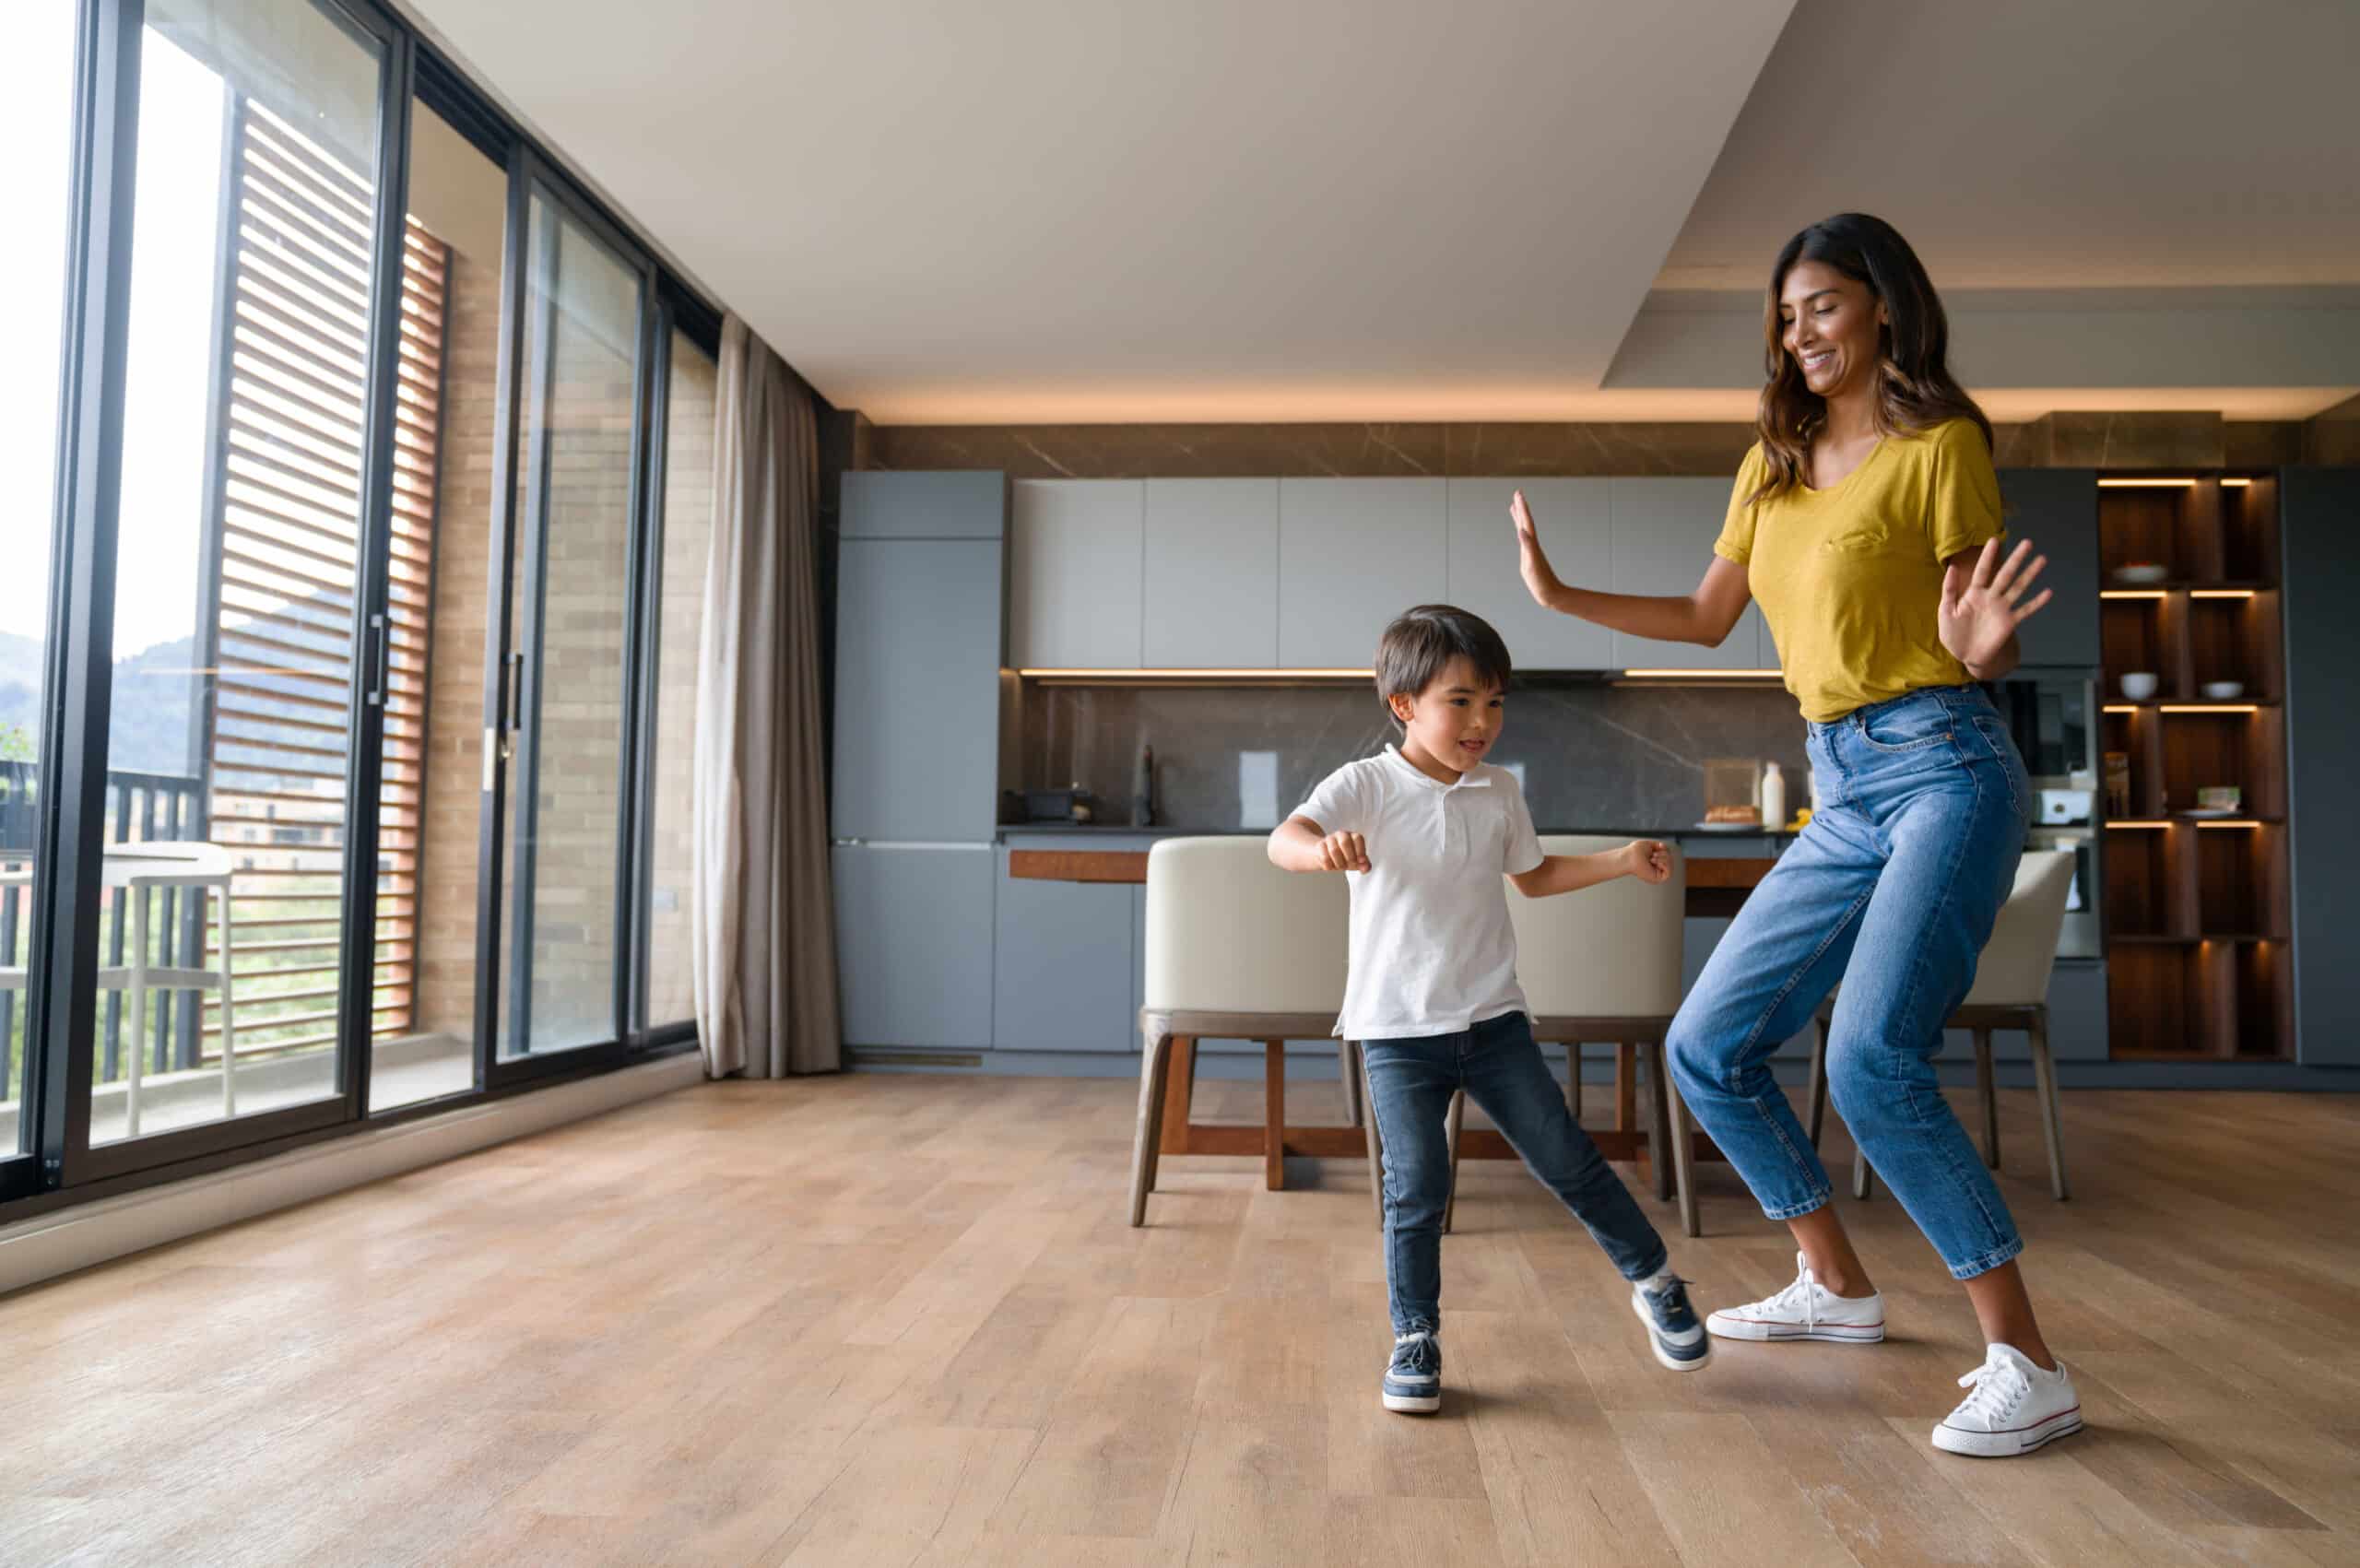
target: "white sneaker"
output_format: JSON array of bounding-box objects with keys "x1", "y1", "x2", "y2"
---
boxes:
[
  {"x1": 1705, "y1": 1251, "x2": 1885, "y2": 1344},
  {"x1": 1932, "y1": 1343, "x2": 2083, "y2": 1457}
]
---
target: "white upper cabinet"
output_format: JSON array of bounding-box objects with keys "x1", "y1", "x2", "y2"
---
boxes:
[
  {"x1": 1009, "y1": 480, "x2": 1144, "y2": 669},
  {"x1": 1277, "y1": 477, "x2": 1447, "y2": 668},
  {"x1": 1142, "y1": 478, "x2": 1280, "y2": 667},
  {"x1": 1608, "y1": 477, "x2": 1765, "y2": 670},
  {"x1": 1446, "y1": 477, "x2": 1611, "y2": 671}
]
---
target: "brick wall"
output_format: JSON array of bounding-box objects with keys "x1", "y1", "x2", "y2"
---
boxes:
[
  {"x1": 414, "y1": 246, "x2": 497, "y2": 1042},
  {"x1": 644, "y1": 336, "x2": 716, "y2": 1026},
  {"x1": 515, "y1": 311, "x2": 637, "y2": 1048}
]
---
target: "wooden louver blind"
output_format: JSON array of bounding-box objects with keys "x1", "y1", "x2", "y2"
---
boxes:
[{"x1": 196, "y1": 96, "x2": 451, "y2": 1059}]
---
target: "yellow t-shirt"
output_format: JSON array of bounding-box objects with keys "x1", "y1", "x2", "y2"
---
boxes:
[{"x1": 1714, "y1": 418, "x2": 2004, "y2": 724}]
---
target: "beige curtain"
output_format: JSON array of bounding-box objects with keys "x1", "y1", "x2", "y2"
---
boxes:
[{"x1": 692, "y1": 314, "x2": 840, "y2": 1077}]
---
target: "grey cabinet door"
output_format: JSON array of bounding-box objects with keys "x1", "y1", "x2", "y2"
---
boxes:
[
  {"x1": 1144, "y1": 478, "x2": 1280, "y2": 668},
  {"x1": 2284, "y1": 466, "x2": 2360, "y2": 1063},
  {"x1": 842, "y1": 470, "x2": 1005, "y2": 539},
  {"x1": 831, "y1": 537, "x2": 1005, "y2": 842},
  {"x1": 1609, "y1": 477, "x2": 1764, "y2": 670},
  {"x1": 1998, "y1": 468, "x2": 2099, "y2": 668},
  {"x1": 833, "y1": 844, "x2": 996, "y2": 1050},
  {"x1": 1278, "y1": 478, "x2": 1448, "y2": 668},
  {"x1": 1009, "y1": 480, "x2": 1144, "y2": 669},
  {"x1": 994, "y1": 841, "x2": 1139, "y2": 1052},
  {"x1": 1446, "y1": 478, "x2": 1611, "y2": 671}
]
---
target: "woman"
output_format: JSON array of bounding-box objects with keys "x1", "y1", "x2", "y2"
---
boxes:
[{"x1": 1509, "y1": 212, "x2": 2078, "y2": 1458}]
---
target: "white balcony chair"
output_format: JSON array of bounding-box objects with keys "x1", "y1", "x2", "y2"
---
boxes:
[
  {"x1": 1807, "y1": 848, "x2": 2076, "y2": 1202},
  {"x1": 0, "y1": 843, "x2": 240, "y2": 1138}
]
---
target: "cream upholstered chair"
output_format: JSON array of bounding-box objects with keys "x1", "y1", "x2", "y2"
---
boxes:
[
  {"x1": 1808, "y1": 849, "x2": 2076, "y2": 1201},
  {"x1": 1364, "y1": 835, "x2": 1699, "y2": 1236},
  {"x1": 1128, "y1": 837, "x2": 1353, "y2": 1226}
]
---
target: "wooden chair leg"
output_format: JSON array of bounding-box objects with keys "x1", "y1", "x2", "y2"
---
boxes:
[
  {"x1": 1615, "y1": 1043, "x2": 1637, "y2": 1133},
  {"x1": 1442, "y1": 1090, "x2": 1466, "y2": 1235},
  {"x1": 1973, "y1": 1027, "x2": 2000, "y2": 1169},
  {"x1": 1644, "y1": 1039, "x2": 1674, "y2": 1203},
  {"x1": 1853, "y1": 1142, "x2": 1874, "y2": 1200},
  {"x1": 1565, "y1": 1043, "x2": 1582, "y2": 1122},
  {"x1": 2027, "y1": 1009, "x2": 2069, "y2": 1201},
  {"x1": 1358, "y1": 1043, "x2": 1386, "y2": 1227},
  {"x1": 1805, "y1": 1011, "x2": 1830, "y2": 1149},
  {"x1": 1665, "y1": 1068, "x2": 1700, "y2": 1239},
  {"x1": 1159, "y1": 1037, "x2": 1198, "y2": 1155},
  {"x1": 1264, "y1": 1040, "x2": 1286, "y2": 1192},
  {"x1": 1338, "y1": 1038, "x2": 1363, "y2": 1128},
  {"x1": 1129, "y1": 1028, "x2": 1174, "y2": 1227}
]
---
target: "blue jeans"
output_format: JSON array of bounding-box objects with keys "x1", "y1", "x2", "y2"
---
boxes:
[
  {"x1": 1667, "y1": 684, "x2": 2030, "y2": 1279},
  {"x1": 1364, "y1": 1010, "x2": 1668, "y2": 1333}
]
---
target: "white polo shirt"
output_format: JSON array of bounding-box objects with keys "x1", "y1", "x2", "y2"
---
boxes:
[{"x1": 1294, "y1": 747, "x2": 1546, "y2": 1042}]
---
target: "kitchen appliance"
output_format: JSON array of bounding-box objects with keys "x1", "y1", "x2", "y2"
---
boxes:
[
  {"x1": 1021, "y1": 786, "x2": 1096, "y2": 824},
  {"x1": 1992, "y1": 673, "x2": 2104, "y2": 960},
  {"x1": 2039, "y1": 787, "x2": 2093, "y2": 825}
]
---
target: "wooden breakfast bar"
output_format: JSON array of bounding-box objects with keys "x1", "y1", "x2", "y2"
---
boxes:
[{"x1": 1012, "y1": 843, "x2": 1778, "y2": 1228}]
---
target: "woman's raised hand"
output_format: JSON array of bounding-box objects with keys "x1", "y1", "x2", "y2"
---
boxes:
[
  {"x1": 1939, "y1": 536, "x2": 2053, "y2": 675},
  {"x1": 1509, "y1": 489, "x2": 1563, "y2": 610}
]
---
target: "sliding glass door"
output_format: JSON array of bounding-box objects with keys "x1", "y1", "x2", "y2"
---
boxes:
[
  {"x1": 480, "y1": 171, "x2": 653, "y2": 1078},
  {"x1": 0, "y1": 0, "x2": 84, "y2": 1175},
  {"x1": 73, "y1": 0, "x2": 406, "y2": 1162},
  {"x1": 9, "y1": 0, "x2": 717, "y2": 1204}
]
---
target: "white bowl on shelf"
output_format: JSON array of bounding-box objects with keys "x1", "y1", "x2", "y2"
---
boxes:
[
  {"x1": 2201, "y1": 680, "x2": 2246, "y2": 700},
  {"x1": 2119, "y1": 672, "x2": 2159, "y2": 701},
  {"x1": 2113, "y1": 563, "x2": 2169, "y2": 585}
]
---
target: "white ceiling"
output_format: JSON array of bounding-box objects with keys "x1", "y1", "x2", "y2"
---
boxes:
[{"x1": 398, "y1": 0, "x2": 2360, "y2": 423}]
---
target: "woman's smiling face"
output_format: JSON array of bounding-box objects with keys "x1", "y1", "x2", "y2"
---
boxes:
[{"x1": 1778, "y1": 259, "x2": 1886, "y2": 402}]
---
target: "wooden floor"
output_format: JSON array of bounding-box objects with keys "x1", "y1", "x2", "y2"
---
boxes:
[{"x1": 5, "y1": 1073, "x2": 2358, "y2": 1567}]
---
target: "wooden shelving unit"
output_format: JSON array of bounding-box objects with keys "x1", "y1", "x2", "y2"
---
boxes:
[{"x1": 2097, "y1": 474, "x2": 2293, "y2": 1060}]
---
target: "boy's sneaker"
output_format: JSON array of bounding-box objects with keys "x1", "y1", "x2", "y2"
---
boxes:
[
  {"x1": 1705, "y1": 1251, "x2": 1885, "y2": 1343},
  {"x1": 1630, "y1": 1275, "x2": 1712, "y2": 1372},
  {"x1": 1931, "y1": 1343, "x2": 2083, "y2": 1457},
  {"x1": 1382, "y1": 1329, "x2": 1442, "y2": 1413}
]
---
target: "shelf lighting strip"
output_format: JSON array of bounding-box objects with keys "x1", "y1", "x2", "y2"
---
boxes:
[
  {"x1": 1619, "y1": 668, "x2": 1783, "y2": 679},
  {"x1": 2196, "y1": 819, "x2": 2265, "y2": 830},
  {"x1": 2160, "y1": 703, "x2": 2260, "y2": 713},
  {"x1": 2100, "y1": 589, "x2": 2168, "y2": 600},
  {"x1": 2189, "y1": 589, "x2": 2257, "y2": 599},
  {"x1": 2096, "y1": 477, "x2": 2196, "y2": 489}
]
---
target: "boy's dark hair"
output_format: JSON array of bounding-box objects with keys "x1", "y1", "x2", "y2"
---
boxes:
[{"x1": 1375, "y1": 605, "x2": 1513, "y2": 714}]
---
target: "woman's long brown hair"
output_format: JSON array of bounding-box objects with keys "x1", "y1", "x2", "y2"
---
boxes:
[{"x1": 1749, "y1": 213, "x2": 1992, "y2": 504}]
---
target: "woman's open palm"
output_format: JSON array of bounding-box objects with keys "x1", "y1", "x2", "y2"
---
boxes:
[
  {"x1": 1939, "y1": 536, "x2": 2052, "y2": 671},
  {"x1": 1508, "y1": 489, "x2": 1561, "y2": 608}
]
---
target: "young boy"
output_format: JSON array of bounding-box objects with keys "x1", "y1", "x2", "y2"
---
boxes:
[{"x1": 1268, "y1": 604, "x2": 1708, "y2": 1413}]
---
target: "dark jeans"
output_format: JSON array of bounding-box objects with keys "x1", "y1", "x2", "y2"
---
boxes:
[{"x1": 1363, "y1": 1009, "x2": 1669, "y2": 1333}]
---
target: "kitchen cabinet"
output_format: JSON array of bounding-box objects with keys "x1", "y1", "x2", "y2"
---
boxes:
[
  {"x1": 1278, "y1": 477, "x2": 1447, "y2": 668},
  {"x1": 834, "y1": 844, "x2": 996, "y2": 1050},
  {"x1": 831, "y1": 533, "x2": 1005, "y2": 843},
  {"x1": 1998, "y1": 468, "x2": 2099, "y2": 668},
  {"x1": 841, "y1": 469, "x2": 1006, "y2": 539},
  {"x1": 2284, "y1": 466, "x2": 2359, "y2": 1064},
  {"x1": 1446, "y1": 478, "x2": 1611, "y2": 670},
  {"x1": 1009, "y1": 480, "x2": 1144, "y2": 669},
  {"x1": 1143, "y1": 479, "x2": 1280, "y2": 667},
  {"x1": 994, "y1": 837, "x2": 1138, "y2": 1052},
  {"x1": 1609, "y1": 477, "x2": 1765, "y2": 670}
]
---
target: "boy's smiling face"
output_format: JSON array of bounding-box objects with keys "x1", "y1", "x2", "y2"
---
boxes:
[{"x1": 1388, "y1": 655, "x2": 1504, "y2": 782}]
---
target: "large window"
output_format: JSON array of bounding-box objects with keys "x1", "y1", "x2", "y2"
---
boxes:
[
  {"x1": 0, "y1": 1, "x2": 80, "y2": 1159},
  {"x1": 643, "y1": 330, "x2": 716, "y2": 1032},
  {"x1": 11, "y1": 0, "x2": 723, "y2": 1203}
]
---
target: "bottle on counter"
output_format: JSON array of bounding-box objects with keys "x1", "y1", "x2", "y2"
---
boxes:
[
  {"x1": 1133, "y1": 742, "x2": 1155, "y2": 828},
  {"x1": 1761, "y1": 761, "x2": 1787, "y2": 833}
]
